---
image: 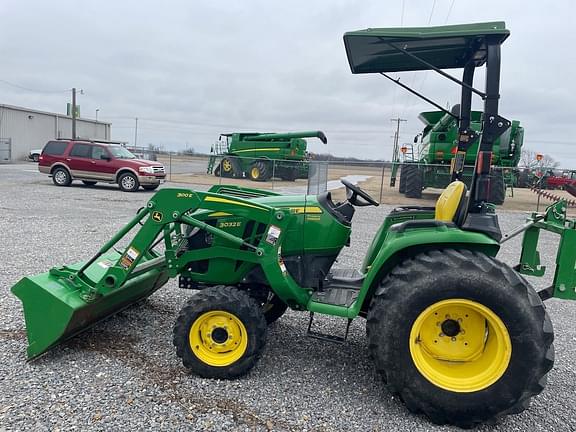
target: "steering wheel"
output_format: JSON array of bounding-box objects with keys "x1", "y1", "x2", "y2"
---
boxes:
[{"x1": 341, "y1": 179, "x2": 379, "y2": 207}]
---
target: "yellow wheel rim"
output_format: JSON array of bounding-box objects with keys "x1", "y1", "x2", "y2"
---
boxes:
[
  {"x1": 189, "y1": 310, "x2": 248, "y2": 367},
  {"x1": 222, "y1": 160, "x2": 232, "y2": 172},
  {"x1": 409, "y1": 299, "x2": 511, "y2": 392},
  {"x1": 250, "y1": 167, "x2": 260, "y2": 179}
]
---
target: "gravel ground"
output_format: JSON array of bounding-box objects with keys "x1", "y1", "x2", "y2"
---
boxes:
[{"x1": 1, "y1": 164, "x2": 575, "y2": 432}]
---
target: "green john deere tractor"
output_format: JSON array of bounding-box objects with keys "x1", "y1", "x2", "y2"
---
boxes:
[
  {"x1": 11, "y1": 22, "x2": 573, "y2": 427},
  {"x1": 207, "y1": 131, "x2": 327, "y2": 181},
  {"x1": 393, "y1": 108, "x2": 524, "y2": 204}
]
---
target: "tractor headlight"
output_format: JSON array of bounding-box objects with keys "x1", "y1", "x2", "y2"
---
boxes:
[{"x1": 138, "y1": 166, "x2": 154, "y2": 174}]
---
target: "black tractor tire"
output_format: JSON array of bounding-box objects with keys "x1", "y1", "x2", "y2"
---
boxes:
[
  {"x1": 52, "y1": 167, "x2": 72, "y2": 186},
  {"x1": 82, "y1": 180, "x2": 97, "y2": 186},
  {"x1": 173, "y1": 286, "x2": 267, "y2": 379},
  {"x1": 404, "y1": 164, "x2": 423, "y2": 198},
  {"x1": 219, "y1": 157, "x2": 239, "y2": 178},
  {"x1": 280, "y1": 168, "x2": 298, "y2": 182},
  {"x1": 142, "y1": 184, "x2": 159, "y2": 191},
  {"x1": 366, "y1": 249, "x2": 554, "y2": 428},
  {"x1": 248, "y1": 160, "x2": 271, "y2": 182},
  {"x1": 398, "y1": 166, "x2": 407, "y2": 194},
  {"x1": 118, "y1": 172, "x2": 140, "y2": 192},
  {"x1": 261, "y1": 294, "x2": 288, "y2": 324},
  {"x1": 32, "y1": 154, "x2": 40, "y2": 162},
  {"x1": 244, "y1": 286, "x2": 288, "y2": 324},
  {"x1": 489, "y1": 168, "x2": 506, "y2": 205}
]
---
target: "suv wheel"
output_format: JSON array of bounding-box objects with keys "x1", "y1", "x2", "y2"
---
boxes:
[
  {"x1": 52, "y1": 167, "x2": 72, "y2": 186},
  {"x1": 118, "y1": 172, "x2": 140, "y2": 192}
]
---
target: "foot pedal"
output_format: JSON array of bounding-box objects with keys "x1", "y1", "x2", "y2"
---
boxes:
[{"x1": 306, "y1": 312, "x2": 352, "y2": 344}]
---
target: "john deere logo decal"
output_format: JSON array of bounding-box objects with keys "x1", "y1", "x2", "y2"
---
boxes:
[{"x1": 152, "y1": 211, "x2": 163, "y2": 222}]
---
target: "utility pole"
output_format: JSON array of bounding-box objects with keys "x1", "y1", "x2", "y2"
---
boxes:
[
  {"x1": 134, "y1": 117, "x2": 139, "y2": 148},
  {"x1": 389, "y1": 117, "x2": 407, "y2": 187},
  {"x1": 71, "y1": 88, "x2": 77, "y2": 140},
  {"x1": 95, "y1": 109, "x2": 99, "y2": 122}
]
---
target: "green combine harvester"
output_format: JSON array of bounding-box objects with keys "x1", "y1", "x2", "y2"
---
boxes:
[
  {"x1": 393, "y1": 108, "x2": 524, "y2": 204},
  {"x1": 207, "y1": 131, "x2": 327, "y2": 181},
  {"x1": 11, "y1": 22, "x2": 574, "y2": 427}
]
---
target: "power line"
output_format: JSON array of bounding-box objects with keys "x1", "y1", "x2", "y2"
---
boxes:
[
  {"x1": 399, "y1": 0, "x2": 438, "y2": 119},
  {"x1": 103, "y1": 115, "x2": 395, "y2": 134},
  {"x1": 445, "y1": 0, "x2": 457, "y2": 23},
  {"x1": 427, "y1": 0, "x2": 437, "y2": 24},
  {"x1": 403, "y1": 0, "x2": 456, "y2": 117},
  {"x1": 0, "y1": 79, "x2": 70, "y2": 94}
]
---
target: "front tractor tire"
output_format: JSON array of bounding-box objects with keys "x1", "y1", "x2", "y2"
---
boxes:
[
  {"x1": 173, "y1": 286, "x2": 267, "y2": 379},
  {"x1": 219, "y1": 157, "x2": 239, "y2": 178},
  {"x1": 367, "y1": 249, "x2": 554, "y2": 427},
  {"x1": 246, "y1": 287, "x2": 289, "y2": 324}
]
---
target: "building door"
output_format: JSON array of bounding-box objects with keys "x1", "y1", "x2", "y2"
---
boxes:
[{"x1": 0, "y1": 138, "x2": 11, "y2": 163}]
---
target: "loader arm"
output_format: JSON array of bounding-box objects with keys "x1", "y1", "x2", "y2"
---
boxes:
[{"x1": 11, "y1": 188, "x2": 308, "y2": 359}]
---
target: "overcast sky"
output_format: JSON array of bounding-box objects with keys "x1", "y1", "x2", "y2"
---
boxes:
[{"x1": 1, "y1": 1, "x2": 575, "y2": 166}]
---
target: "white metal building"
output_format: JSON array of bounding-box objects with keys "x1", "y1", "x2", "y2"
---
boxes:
[{"x1": 0, "y1": 104, "x2": 111, "y2": 162}]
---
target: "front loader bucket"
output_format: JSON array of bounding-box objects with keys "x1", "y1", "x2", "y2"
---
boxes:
[{"x1": 11, "y1": 251, "x2": 169, "y2": 360}]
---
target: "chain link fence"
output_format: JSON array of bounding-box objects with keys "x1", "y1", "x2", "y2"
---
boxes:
[{"x1": 139, "y1": 151, "x2": 573, "y2": 211}]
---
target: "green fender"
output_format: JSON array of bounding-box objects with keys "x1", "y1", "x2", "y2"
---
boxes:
[{"x1": 350, "y1": 224, "x2": 501, "y2": 317}]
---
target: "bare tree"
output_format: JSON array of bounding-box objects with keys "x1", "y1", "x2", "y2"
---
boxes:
[{"x1": 519, "y1": 149, "x2": 559, "y2": 169}]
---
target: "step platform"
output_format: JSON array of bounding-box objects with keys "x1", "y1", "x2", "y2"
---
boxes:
[{"x1": 306, "y1": 268, "x2": 364, "y2": 343}]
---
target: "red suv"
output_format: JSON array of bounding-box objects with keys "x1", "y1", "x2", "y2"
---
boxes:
[{"x1": 38, "y1": 140, "x2": 166, "y2": 192}]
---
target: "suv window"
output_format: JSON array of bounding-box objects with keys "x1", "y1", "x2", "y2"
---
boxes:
[
  {"x1": 70, "y1": 143, "x2": 92, "y2": 158},
  {"x1": 43, "y1": 141, "x2": 68, "y2": 156},
  {"x1": 92, "y1": 146, "x2": 108, "y2": 160}
]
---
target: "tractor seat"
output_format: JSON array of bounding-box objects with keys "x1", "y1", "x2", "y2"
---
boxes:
[{"x1": 435, "y1": 180, "x2": 468, "y2": 226}]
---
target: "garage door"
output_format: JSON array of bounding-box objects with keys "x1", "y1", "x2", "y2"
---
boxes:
[{"x1": 0, "y1": 138, "x2": 11, "y2": 163}]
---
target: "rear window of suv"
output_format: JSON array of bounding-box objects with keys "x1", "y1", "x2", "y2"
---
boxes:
[{"x1": 43, "y1": 141, "x2": 68, "y2": 156}]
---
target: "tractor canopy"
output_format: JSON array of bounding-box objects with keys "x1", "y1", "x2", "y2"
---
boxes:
[{"x1": 343, "y1": 21, "x2": 509, "y2": 74}]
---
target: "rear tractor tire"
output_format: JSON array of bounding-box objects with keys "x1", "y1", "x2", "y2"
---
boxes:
[
  {"x1": 280, "y1": 168, "x2": 297, "y2": 182},
  {"x1": 248, "y1": 160, "x2": 271, "y2": 182},
  {"x1": 367, "y1": 249, "x2": 554, "y2": 427},
  {"x1": 398, "y1": 166, "x2": 407, "y2": 194},
  {"x1": 404, "y1": 164, "x2": 423, "y2": 198},
  {"x1": 173, "y1": 286, "x2": 267, "y2": 379}
]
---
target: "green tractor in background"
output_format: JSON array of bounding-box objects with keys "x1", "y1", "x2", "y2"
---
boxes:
[
  {"x1": 395, "y1": 108, "x2": 524, "y2": 204},
  {"x1": 207, "y1": 131, "x2": 327, "y2": 181},
  {"x1": 11, "y1": 22, "x2": 574, "y2": 427}
]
